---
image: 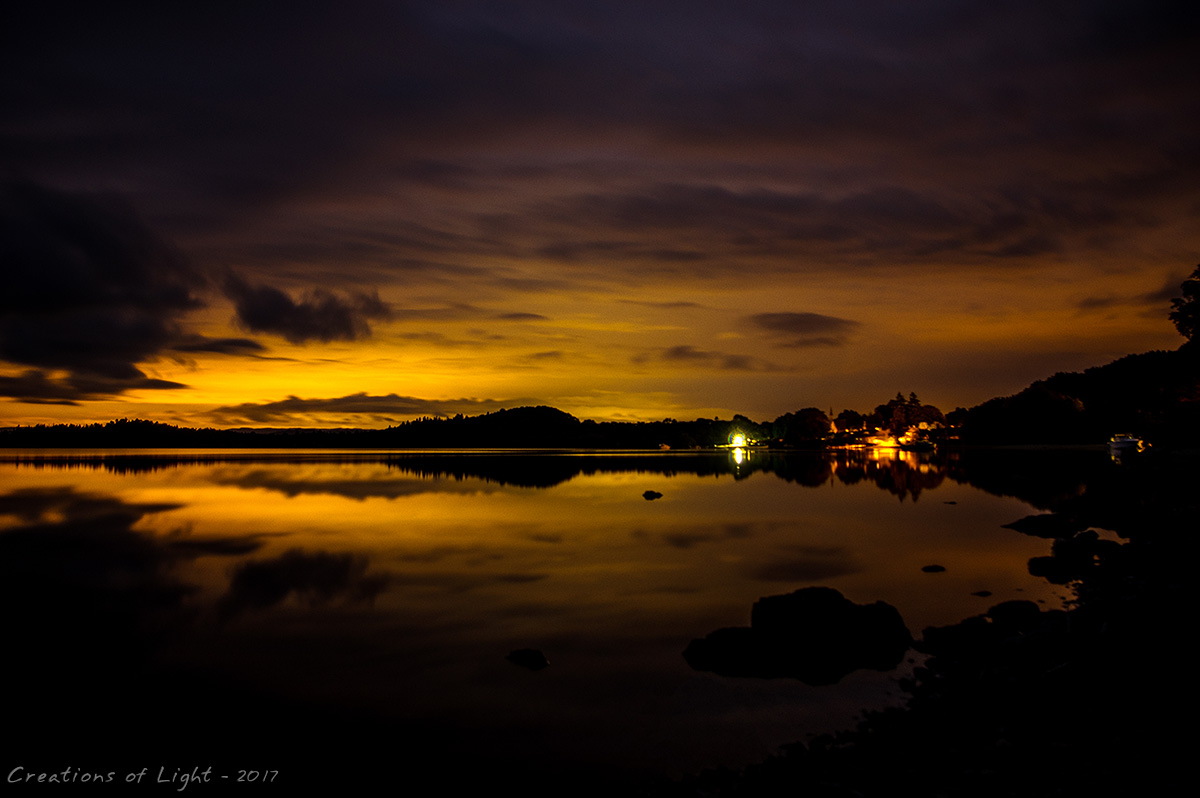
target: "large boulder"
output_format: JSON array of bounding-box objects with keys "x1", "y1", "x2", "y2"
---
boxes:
[{"x1": 683, "y1": 586, "x2": 912, "y2": 685}]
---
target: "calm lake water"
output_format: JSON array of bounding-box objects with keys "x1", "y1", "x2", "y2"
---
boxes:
[{"x1": 1, "y1": 448, "x2": 1109, "y2": 790}]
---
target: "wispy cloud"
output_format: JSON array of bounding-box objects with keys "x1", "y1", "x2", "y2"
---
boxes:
[
  {"x1": 170, "y1": 335, "x2": 265, "y2": 355},
  {"x1": 634, "y1": 345, "x2": 770, "y2": 371}
]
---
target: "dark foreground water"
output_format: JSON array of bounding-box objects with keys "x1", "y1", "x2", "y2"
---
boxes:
[{"x1": 0, "y1": 447, "x2": 1154, "y2": 792}]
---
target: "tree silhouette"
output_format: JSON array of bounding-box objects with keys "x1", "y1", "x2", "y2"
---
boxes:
[{"x1": 1169, "y1": 264, "x2": 1199, "y2": 342}]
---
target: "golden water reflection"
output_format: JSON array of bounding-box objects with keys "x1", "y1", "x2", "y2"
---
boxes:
[{"x1": 0, "y1": 450, "x2": 1103, "y2": 782}]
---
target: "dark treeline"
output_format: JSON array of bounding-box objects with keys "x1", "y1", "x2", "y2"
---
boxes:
[
  {"x1": 0, "y1": 406, "x2": 851, "y2": 449},
  {"x1": 950, "y1": 344, "x2": 1200, "y2": 445},
  {"x1": 2, "y1": 343, "x2": 1196, "y2": 448}
]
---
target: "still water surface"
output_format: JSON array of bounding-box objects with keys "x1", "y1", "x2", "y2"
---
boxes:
[{"x1": 1, "y1": 448, "x2": 1092, "y2": 786}]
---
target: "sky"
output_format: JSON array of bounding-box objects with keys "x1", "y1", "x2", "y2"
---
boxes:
[{"x1": 2, "y1": 0, "x2": 1198, "y2": 428}]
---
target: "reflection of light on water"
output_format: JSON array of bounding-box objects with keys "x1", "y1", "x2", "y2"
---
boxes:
[
  {"x1": 731, "y1": 447, "x2": 746, "y2": 466},
  {"x1": 867, "y1": 447, "x2": 918, "y2": 466}
]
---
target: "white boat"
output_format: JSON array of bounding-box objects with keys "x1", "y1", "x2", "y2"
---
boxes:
[{"x1": 1107, "y1": 434, "x2": 1144, "y2": 459}]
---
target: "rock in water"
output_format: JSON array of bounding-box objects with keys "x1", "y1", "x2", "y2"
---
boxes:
[{"x1": 683, "y1": 586, "x2": 912, "y2": 685}]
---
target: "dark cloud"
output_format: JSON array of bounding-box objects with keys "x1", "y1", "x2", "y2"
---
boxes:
[
  {"x1": 0, "y1": 371, "x2": 84, "y2": 405},
  {"x1": 1141, "y1": 273, "x2": 1187, "y2": 304},
  {"x1": 0, "y1": 369, "x2": 184, "y2": 405},
  {"x1": 389, "y1": 303, "x2": 485, "y2": 322},
  {"x1": 619, "y1": 299, "x2": 704, "y2": 310},
  {"x1": 222, "y1": 275, "x2": 391, "y2": 344},
  {"x1": 1076, "y1": 296, "x2": 1119, "y2": 311},
  {"x1": 491, "y1": 181, "x2": 1149, "y2": 276},
  {"x1": 169, "y1": 335, "x2": 265, "y2": 355},
  {"x1": 206, "y1": 392, "x2": 527, "y2": 425},
  {"x1": 495, "y1": 312, "x2": 549, "y2": 321},
  {"x1": 662, "y1": 345, "x2": 720, "y2": 362},
  {"x1": 645, "y1": 345, "x2": 764, "y2": 371},
  {"x1": 536, "y1": 240, "x2": 707, "y2": 267},
  {"x1": 748, "y1": 313, "x2": 860, "y2": 347},
  {"x1": 0, "y1": 182, "x2": 204, "y2": 400}
]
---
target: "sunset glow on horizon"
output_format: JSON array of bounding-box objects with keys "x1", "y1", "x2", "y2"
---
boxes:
[{"x1": 3, "y1": 2, "x2": 1196, "y2": 429}]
